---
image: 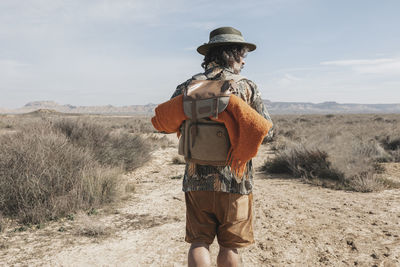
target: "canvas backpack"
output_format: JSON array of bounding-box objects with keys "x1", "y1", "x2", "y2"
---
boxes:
[{"x1": 178, "y1": 73, "x2": 245, "y2": 166}]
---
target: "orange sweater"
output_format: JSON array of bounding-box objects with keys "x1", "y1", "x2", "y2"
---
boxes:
[{"x1": 151, "y1": 94, "x2": 272, "y2": 178}]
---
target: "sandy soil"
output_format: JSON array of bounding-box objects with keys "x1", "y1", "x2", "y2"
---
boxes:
[{"x1": 0, "y1": 137, "x2": 399, "y2": 267}]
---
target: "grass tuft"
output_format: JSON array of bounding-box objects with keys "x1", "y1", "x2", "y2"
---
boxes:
[
  {"x1": 0, "y1": 213, "x2": 4, "y2": 233},
  {"x1": 75, "y1": 212, "x2": 111, "y2": 238},
  {"x1": 172, "y1": 156, "x2": 186, "y2": 165}
]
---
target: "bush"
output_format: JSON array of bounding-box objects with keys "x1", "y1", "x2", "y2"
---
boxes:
[
  {"x1": 381, "y1": 137, "x2": 400, "y2": 151},
  {"x1": 380, "y1": 136, "x2": 400, "y2": 162},
  {"x1": 75, "y1": 212, "x2": 112, "y2": 238},
  {"x1": 53, "y1": 119, "x2": 151, "y2": 171},
  {"x1": 172, "y1": 156, "x2": 185, "y2": 165},
  {"x1": 0, "y1": 213, "x2": 4, "y2": 232},
  {"x1": 0, "y1": 122, "x2": 121, "y2": 224},
  {"x1": 262, "y1": 156, "x2": 291, "y2": 174},
  {"x1": 264, "y1": 144, "x2": 343, "y2": 181},
  {"x1": 391, "y1": 150, "x2": 400, "y2": 162},
  {"x1": 263, "y1": 140, "x2": 394, "y2": 191},
  {"x1": 345, "y1": 172, "x2": 385, "y2": 193},
  {"x1": 264, "y1": 114, "x2": 400, "y2": 192}
]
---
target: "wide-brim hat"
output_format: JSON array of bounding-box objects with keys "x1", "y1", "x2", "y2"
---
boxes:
[{"x1": 197, "y1": 26, "x2": 256, "y2": 56}]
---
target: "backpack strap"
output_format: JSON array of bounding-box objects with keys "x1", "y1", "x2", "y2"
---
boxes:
[{"x1": 191, "y1": 99, "x2": 198, "y2": 147}]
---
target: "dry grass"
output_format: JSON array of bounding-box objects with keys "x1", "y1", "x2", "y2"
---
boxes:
[
  {"x1": 172, "y1": 156, "x2": 185, "y2": 165},
  {"x1": 74, "y1": 212, "x2": 112, "y2": 238},
  {"x1": 264, "y1": 114, "x2": 400, "y2": 192},
  {"x1": 76, "y1": 116, "x2": 156, "y2": 134},
  {"x1": 125, "y1": 182, "x2": 136, "y2": 193},
  {"x1": 263, "y1": 144, "x2": 344, "y2": 181},
  {"x1": 0, "y1": 241, "x2": 8, "y2": 250},
  {"x1": 53, "y1": 119, "x2": 151, "y2": 171},
  {"x1": 0, "y1": 213, "x2": 5, "y2": 233},
  {"x1": 0, "y1": 114, "x2": 155, "y2": 135},
  {"x1": 147, "y1": 134, "x2": 174, "y2": 149},
  {"x1": 0, "y1": 121, "x2": 122, "y2": 224},
  {"x1": 380, "y1": 136, "x2": 400, "y2": 162},
  {"x1": 0, "y1": 114, "x2": 156, "y2": 225}
]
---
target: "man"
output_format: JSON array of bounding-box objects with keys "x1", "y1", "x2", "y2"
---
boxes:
[{"x1": 171, "y1": 26, "x2": 273, "y2": 267}]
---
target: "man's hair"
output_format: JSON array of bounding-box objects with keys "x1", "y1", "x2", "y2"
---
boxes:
[{"x1": 201, "y1": 45, "x2": 248, "y2": 69}]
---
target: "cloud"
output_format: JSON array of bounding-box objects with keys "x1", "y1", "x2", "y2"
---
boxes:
[
  {"x1": 355, "y1": 60, "x2": 400, "y2": 75},
  {"x1": 258, "y1": 55, "x2": 400, "y2": 104},
  {"x1": 277, "y1": 73, "x2": 302, "y2": 87},
  {"x1": 321, "y1": 57, "x2": 400, "y2": 75},
  {"x1": 321, "y1": 58, "x2": 395, "y2": 66}
]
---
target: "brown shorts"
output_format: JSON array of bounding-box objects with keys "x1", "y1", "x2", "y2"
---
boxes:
[{"x1": 185, "y1": 191, "x2": 254, "y2": 249}]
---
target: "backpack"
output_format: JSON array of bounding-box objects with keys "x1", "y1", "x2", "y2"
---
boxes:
[{"x1": 178, "y1": 74, "x2": 244, "y2": 166}]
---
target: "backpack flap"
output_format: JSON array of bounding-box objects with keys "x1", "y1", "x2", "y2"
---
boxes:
[
  {"x1": 183, "y1": 96, "x2": 230, "y2": 119},
  {"x1": 183, "y1": 79, "x2": 232, "y2": 119}
]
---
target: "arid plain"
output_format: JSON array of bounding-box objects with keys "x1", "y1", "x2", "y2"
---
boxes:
[{"x1": 0, "y1": 112, "x2": 399, "y2": 266}]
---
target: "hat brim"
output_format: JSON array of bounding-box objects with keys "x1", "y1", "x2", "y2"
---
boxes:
[{"x1": 197, "y1": 42, "x2": 256, "y2": 56}]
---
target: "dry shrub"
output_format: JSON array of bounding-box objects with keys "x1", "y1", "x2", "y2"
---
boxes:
[
  {"x1": 345, "y1": 172, "x2": 385, "y2": 192},
  {"x1": 0, "y1": 121, "x2": 121, "y2": 224},
  {"x1": 261, "y1": 155, "x2": 291, "y2": 174},
  {"x1": 263, "y1": 142, "x2": 386, "y2": 191},
  {"x1": 172, "y1": 156, "x2": 185, "y2": 165},
  {"x1": 126, "y1": 118, "x2": 156, "y2": 133},
  {"x1": 0, "y1": 213, "x2": 4, "y2": 233},
  {"x1": 83, "y1": 116, "x2": 155, "y2": 134},
  {"x1": 352, "y1": 139, "x2": 390, "y2": 161},
  {"x1": 380, "y1": 136, "x2": 400, "y2": 162},
  {"x1": 264, "y1": 114, "x2": 400, "y2": 192},
  {"x1": 147, "y1": 134, "x2": 174, "y2": 149},
  {"x1": 385, "y1": 138, "x2": 400, "y2": 150},
  {"x1": 0, "y1": 240, "x2": 8, "y2": 250},
  {"x1": 75, "y1": 212, "x2": 111, "y2": 237},
  {"x1": 390, "y1": 150, "x2": 400, "y2": 162},
  {"x1": 125, "y1": 182, "x2": 136, "y2": 193},
  {"x1": 0, "y1": 119, "x2": 13, "y2": 130},
  {"x1": 264, "y1": 144, "x2": 343, "y2": 181},
  {"x1": 0, "y1": 116, "x2": 155, "y2": 224},
  {"x1": 53, "y1": 119, "x2": 151, "y2": 171}
]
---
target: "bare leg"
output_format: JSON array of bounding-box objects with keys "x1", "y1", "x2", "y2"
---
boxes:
[
  {"x1": 188, "y1": 242, "x2": 211, "y2": 267},
  {"x1": 217, "y1": 246, "x2": 240, "y2": 267}
]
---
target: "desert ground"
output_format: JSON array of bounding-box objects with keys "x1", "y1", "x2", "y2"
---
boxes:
[{"x1": 0, "y1": 130, "x2": 399, "y2": 267}]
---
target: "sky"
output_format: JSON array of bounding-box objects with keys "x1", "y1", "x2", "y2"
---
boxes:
[{"x1": 1, "y1": 0, "x2": 400, "y2": 108}]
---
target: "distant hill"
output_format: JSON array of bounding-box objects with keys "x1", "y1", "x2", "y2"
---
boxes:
[
  {"x1": 1, "y1": 100, "x2": 400, "y2": 115},
  {"x1": 264, "y1": 100, "x2": 400, "y2": 114},
  {"x1": 16, "y1": 101, "x2": 157, "y2": 115}
]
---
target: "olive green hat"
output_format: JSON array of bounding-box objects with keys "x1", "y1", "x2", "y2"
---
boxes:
[{"x1": 197, "y1": 26, "x2": 257, "y2": 56}]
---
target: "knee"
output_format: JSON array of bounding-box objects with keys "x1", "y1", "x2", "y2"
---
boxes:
[
  {"x1": 217, "y1": 246, "x2": 239, "y2": 267},
  {"x1": 188, "y1": 242, "x2": 211, "y2": 267},
  {"x1": 190, "y1": 242, "x2": 210, "y2": 251},
  {"x1": 219, "y1": 246, "x2": 238, "y2": 255}
]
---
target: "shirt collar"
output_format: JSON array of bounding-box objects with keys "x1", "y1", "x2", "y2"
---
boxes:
[{"x1": 205, "y1": 62, "x2": 236, "y2": 78}]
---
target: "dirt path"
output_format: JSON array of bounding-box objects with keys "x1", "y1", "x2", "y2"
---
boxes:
[{"x1": 1, "y1": 140, "x2": 399, "y2": 266}]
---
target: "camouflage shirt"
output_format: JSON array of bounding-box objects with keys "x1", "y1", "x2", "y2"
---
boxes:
[{"x1": 171, "y1": 64, "x2": 273, "y2": 195}]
